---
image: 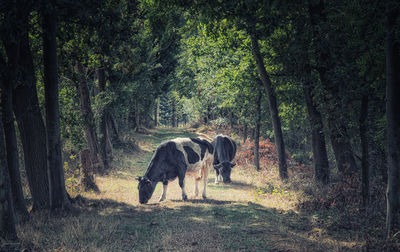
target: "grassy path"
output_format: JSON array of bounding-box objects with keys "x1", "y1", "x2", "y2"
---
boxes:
[{"x1": 18, "y1": 127, "x2": 357, "y2": 251}]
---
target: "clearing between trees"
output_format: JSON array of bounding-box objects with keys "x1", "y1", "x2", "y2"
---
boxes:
[{"x1": 17, "y1": 127, "x2": 374, "y2": 251}]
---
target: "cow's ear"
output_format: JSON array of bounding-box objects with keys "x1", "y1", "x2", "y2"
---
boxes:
[
  {"x1": 145, "y1": 178, "x2": 151, "y2": 184},
  {"x1": 230, "y1": 162, "x2": 236, "y2": 168},
  {"x1": 136, "y1": 176, "x2": 142, "y2": 181}
]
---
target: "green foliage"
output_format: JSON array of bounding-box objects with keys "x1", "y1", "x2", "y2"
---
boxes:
[{"x1": 173, "y1": 18, "x2": 262, "y2": 128}]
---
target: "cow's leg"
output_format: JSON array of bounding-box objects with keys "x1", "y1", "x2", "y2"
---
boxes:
[
  {"x1": 159, "y1": 181, "x2": 168, "y2": 202},
  {"x1": 195, "y1": 176, "x2": 200, "y2": 197},
  {"x1": 215, "y1": 168, "x2": 220, "y2": 184},
  {"x1": 178, "y1": 174, "x2": 188, "y2": 201},
  {"x1": 213, "y1": 155, "x2": 220, "y2": 184},
  {"x1": 177, "y1": 163, "x2": 188, "y2": 201},
  {"x1": 202, "y1": 166, "x2": 209, "y2": 199}
]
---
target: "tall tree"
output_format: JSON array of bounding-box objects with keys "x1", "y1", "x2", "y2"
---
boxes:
[
  {"x1": 303, "y1": 77, "x2": 330, "y2": 184},
  {"x1": 385, "y1": 1, "x2": 400, "y2": 238},
  {"x1": 11, "y1": 1, "x2": 50, "y2": 210},
  {"x1": 76, "y1": 62, "x2": 104, "y2": 173},
  {"x1": 97, "y1": 66, "x2": 112, "y2": 170},
  {"x1": 308, "y1": 0, "x2": 357, "y2": 174},
  {"x1": 42, "y1": 0, "x2": 71, "y2": 210},
  {"x1": 250, "y1": 32, "x2": 288, "y2": 179},
  {"x1": 0, "y1": 51, "x2": 29, "y2": 220},
  {"x1": 360, "y1": 94, "x2": 369, "y2": 206},
  {"x1": 0, "y1": 0, "x2": 29, "y2": 216},
  {"x1": 287, "y1": 10, "x2": 330, "y2": 184},
  {"x1": 254, "y1": 88, "x2": 262, "y2": 171},
  {"x1": 0, "y1": 114, "x2": 18, "y2": 242}
]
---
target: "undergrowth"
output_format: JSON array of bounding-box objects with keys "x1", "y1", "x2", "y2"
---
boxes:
[{"x1": 226, "y1": 127, "x2": 393, "y2": 250}]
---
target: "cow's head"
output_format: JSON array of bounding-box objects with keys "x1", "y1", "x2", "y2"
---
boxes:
[
  {"x1": 136, "y1": 176, "x2": 155, "y2": 204},
  {"x1": 214, "y1": 161, "x2": 236, "y2": 183}
]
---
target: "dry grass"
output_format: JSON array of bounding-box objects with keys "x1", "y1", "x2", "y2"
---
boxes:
[{"x1": 16, "y1": 127, "x2": 369, "y2": 251}]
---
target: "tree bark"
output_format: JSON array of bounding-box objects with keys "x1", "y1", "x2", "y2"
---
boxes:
[
  {"x1": 254, "y1": 89, "x2": 262, "y2": 171},
  {"x1": 303, "y1": 81, "x2": 330, "y2": 184},
  {"x1": 105, "y1": 115, "x2": 113, "y2": 159},
  {"x1": 385, "y1": 3, "x2": 400, "y2": 239},
  {"x1": 171, "y1": 99, "x2": 176, "y2": 127},
  {"x1": 97, "y1": 67, "x2": 111, "y2": 170},
  {"x1": 360, "y1": 94, "x2": 369, "y2": 207},
  {"x1": 135, "y1": 99, "x2": 140, "y2": 130},
  {"x1": 154, "y1": 97, "x2": 159, "y2": 127},
  {"x1": 250, "y1": 32, "x2": 288, "y2": 179},
  {"x1": 42, "y1": 0, "x2": 71, "y2": 210},
  {"x1": 76, "y1": 63, "x2": 104, "y2": 173},
  {"x1": 12, "y1": 10, "x2": 50, "y2": 210},
  {"x1": 109, "y1": 114, "x2": 121, "y2": 144},
  {"x1": 0, "y1": 115, "x2": 18, "y2": 242},
  {"x1": 243, "y1": 123, "x2": 248, "y2": 144},
  {"x1": 0, "y1": 53, "x2": 29, "y2": 220},
  {"x1": 80, "y1": 149, "x2": 99, "y2": 193},
  {"x1": 308, "y1": 0, "x2": 357, "y2": 174}
]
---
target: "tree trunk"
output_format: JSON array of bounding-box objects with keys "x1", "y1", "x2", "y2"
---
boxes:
[
  {"x1": 0, "y1": 54, "x2": 29, "y2": 221},
  {"x1": 109, "y1": 114, "x2": 121, "y2": 144},
  {"x1": 76, "y1": 62, "x2": 104, "y2": 173},
  {"x1": 328, "y1": 124, "x2": 357, "y2": 174},
  {"x1": 154, "y1": 97, "x2": 159, "y2": 127},
  {"x1": 250, "y1": 32, "x2": 288, "y2": 179},
  {"x1": 308, "y1": 0, "x2": 357, "y2": 174},
  {"x1": 385, "y1": 3, "x2": 400, "y2": 239},
  {"x1": 0, "y1": 115, "x2": 18, "y2": 242},
  {"x1": 171, "y1": 99, "x2": 176, "y2": 127},
  {"x1": 229, "y1": 110, "x2": 234, "y2": 128},
  {"x1": 135, "y1": 99, "x2": 140, "y2": 130},
  {"x1": 243, "y1": 123, "x2": 248, "y2": 144},
  {"x1": 207, "y1": 105, "x2": 211, "y2": 124},
  {"x1": 303, "y1": 81, "x2": 330, "y2": 184},
  {"x1": 360, "y1": 94, "x2": 369, "y2": 207},
  {"x1": 105, "y1": 115, "x2": 113, "y2": 159},
  {"x1": 97, "y1": 67, "x2": 111, "y2": 170},
  {"x1": 254, "y1": 89, "x2": 262, "y2": 171},
  {"x1": 42, "y1": 0, "x2": 71, "y2": 210},
  {"x1": 12, "y1": 12, "x2": 50, "y2": 210},
  {"x1": 80, "y1": 149, "x2": 100, "y2": 193}
]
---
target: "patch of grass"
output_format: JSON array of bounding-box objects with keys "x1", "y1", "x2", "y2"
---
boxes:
[{"x1": 17, "y1": 127, "x2": 371, "y2": 251}]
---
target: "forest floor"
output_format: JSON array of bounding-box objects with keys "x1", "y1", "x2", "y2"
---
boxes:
[{"x1": 17, "y1": 127, "x2": 376, "y2": 251}]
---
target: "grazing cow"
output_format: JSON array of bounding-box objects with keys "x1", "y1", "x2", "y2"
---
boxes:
[
  {"x1": 212, "y1": 135, "x2": 237, "y2": 184},
  {"x1": 136, "y1": 137, "x2": 213, "y2": 204}
]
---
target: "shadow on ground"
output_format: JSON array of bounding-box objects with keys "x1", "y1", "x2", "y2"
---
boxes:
[
  {"x1": 19, "y1": 196, "x2": 352, "y2": 252},
  {"x1": 206, "y1": 179, "x2": 259, "y2": 192},
  {"x1": 170, "y1": 198, "x2": 234, "y2": 205}
]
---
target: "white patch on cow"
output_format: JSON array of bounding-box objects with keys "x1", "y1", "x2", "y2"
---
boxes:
[
  {"x1": 171, "y1": 137, "x2": 213, "y2": 199},
  {"x1": 172, "y1": 138, "x2": 202, "y2": 172}
]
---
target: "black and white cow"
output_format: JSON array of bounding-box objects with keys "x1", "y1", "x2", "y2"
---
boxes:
[
  {"x1": 136, "y1": 137, "x2": 214, "y2": 204},
  {"x1": 212, "y1": 135, "x2": 237, "y2": 184}
]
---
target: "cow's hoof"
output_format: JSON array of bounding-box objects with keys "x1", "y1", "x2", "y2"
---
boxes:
[
  {"x1": 215, "y1": 181, "x2": 219, "y2": 184},
  {"x1": 159, "y1": 197, "x2": 166, "y2": 202},
  {"x1": 202, "y1": 195, "x2": 207, "y2": 200},
  {"x1": 182, "y1": 195, "x2": 188, "y2": 201}
]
